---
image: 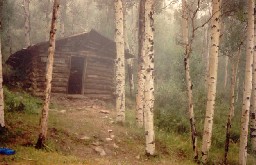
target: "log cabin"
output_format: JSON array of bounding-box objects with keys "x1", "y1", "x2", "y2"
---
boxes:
[{"x1": 7, "y1": 29, "x2": 133, "y2": 99}]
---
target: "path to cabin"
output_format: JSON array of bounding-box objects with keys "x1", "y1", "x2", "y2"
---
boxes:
[
  {"x1": 44, "y1": 95, "x2": 187, "y2": 164},
  {"x1": 1, "y1": 94, "x2": 192, "y2": 165}
]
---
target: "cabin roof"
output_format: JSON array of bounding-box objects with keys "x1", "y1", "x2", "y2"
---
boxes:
[{"x1": 7, "y1": 29, "x2": 133, "y2": 67}]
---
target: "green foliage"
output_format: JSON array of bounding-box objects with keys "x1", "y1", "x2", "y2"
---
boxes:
[{"x1": 4, "y1": 87, "x2": 42, "y2": 113}]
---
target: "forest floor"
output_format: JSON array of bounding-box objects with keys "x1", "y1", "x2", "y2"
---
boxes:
[{"x1": 0, "y1": 94, "x2": 196, "y2": 165}]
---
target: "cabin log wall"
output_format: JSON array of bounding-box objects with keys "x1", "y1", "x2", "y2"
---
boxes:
[{"x1": 31, "y1": 50, "x2": 114, "y2": 98}]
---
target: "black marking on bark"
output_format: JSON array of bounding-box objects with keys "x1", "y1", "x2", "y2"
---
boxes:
[
  {"x1": 224, "y1": 119, "x2": 231, "y2": 164},
  {"x1": 251, "y1": 113, "x2": 256, "y2": 119}
]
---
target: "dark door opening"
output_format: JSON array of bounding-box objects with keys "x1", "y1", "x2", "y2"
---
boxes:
[{"x1": 68, "y1": 56, "x2": 85, "y2": 94}]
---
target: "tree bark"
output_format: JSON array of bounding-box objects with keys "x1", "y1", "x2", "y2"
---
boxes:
[
  {"x1": 239, "y1": 1, "x2": 254, "y2": 164},
  {"x1": 224, "y1": 55, "x2": 229, "y2": 89},
  {"x1": 0, "y1": 1, "x2": 5, "y2": 128},
  {"x1": 224, "y1": 47, "x2": 241, "y2": 164},
  {"x1": 204, "y1": 25, "x2": 210, "y2": 88},
  {"x1": 201, "y1": 0, "x2": 221, "y2": 163},
  {"x1": 35, "y1": 0, "x2": 60, "y2": 149},
  {"x1": 144, "y1": 0, "x2": 155, "y2": 156},
  {"x1": 123, "y1": 4, "x2": 134, "y2": 97},
  {"x1": 182, "y1": 0, "x2": 198, "y2": 161},
  {"x1": 127, "y1": 59, "x2": 134, "y2": 97},
  {"x1": 236, "y1": 77, "x2": 240, "y2": 103},
  {"x1": 23, "y1": 0, "x2": 31, "y2": 47},
  {"x1": 250, "y1": 4, "x2": 256, "y2": 152},
  {"x1": 114, "y1": 0, "x2": 125, "y2": 123},
  {"x1": 45, "y1": 0, "x2": 51, "y2": 40},
  {"x1": 136, "y1": 0, "x2": 146, "y2": 128},
  {"x1": 60, "y1": 0, "x2": 66, "y2": 38}
]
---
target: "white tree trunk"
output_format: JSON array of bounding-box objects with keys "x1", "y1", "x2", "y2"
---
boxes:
[
  {"x1": 144, "y1": 0, "x2": 155, "y2": 156},
  {"x1": 136, "y1": 0, "x2": 146, "y2": 128},
  {"x1": 114, "y1": 0, "x2": 125, "y2": 123},
  {"x1": 204, "y1": 25, "x2": 210, "y2": 88},
  {"x1": 250, "y1": 2, "x2": 256, "y2": 152},
  {"x1": 239, "y1": 1, "x2": 255, "y2": 164},
  {"x1": 0, "y1": 8, "x2": 5, "y2": 128},
  {"x1": 182, "y1": 0, "x2": 198, "y2": 160},
  {"x1": 23, "y1": 0, "x2": 31, "y2": 47},
  {"x1": 123, "y1": 5, "x2": 134, "y2": 97},
  {"x1": 36, "y1": 0, "x2": 60, "y2": 149},
  {"x1": 201, "y1": 0, "x2": 221, "y2": 163}
]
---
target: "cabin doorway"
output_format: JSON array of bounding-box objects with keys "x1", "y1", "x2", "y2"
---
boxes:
[{"x1": 68, "y1": 56, "x2": 85, "y2": 94}]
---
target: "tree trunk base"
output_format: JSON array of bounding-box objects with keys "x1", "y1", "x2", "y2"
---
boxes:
[
  {"x1": 145, "y1": 152, "x2": 157, "y2": 157},
  {"x1": 35, "y1": 135, "x2": 45, "y2": 149},
  {"x1": 0, "y1": 126, "x2": 7, "y2": 135}
]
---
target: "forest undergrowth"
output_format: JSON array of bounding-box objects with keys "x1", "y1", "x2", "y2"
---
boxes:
[{"x1": 0, "y1": 87, "x2": 256, "y2": 164}]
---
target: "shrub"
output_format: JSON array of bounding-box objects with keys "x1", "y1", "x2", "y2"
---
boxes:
[{"x1": 3, "y1": 87, "x2": 42, "y2": 113}]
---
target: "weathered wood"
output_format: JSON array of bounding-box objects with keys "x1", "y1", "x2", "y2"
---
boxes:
[
  {"x1": 52, "y1": 86, "x2": 67, "y2": 92},
  {"x1": 84, "y1": 79, "x2": 113, "y2": 85},
  {"x1": 37, "y1": 81, "x2": 67, "y2": 87},
  {"x1": 8, "y1": 27, "x2": 133, "y2": 98},
  {"x1": 36, "y1": 76, "x2": 69, "y2": 83},
  {"x1": 86, "y1": 75, "x2": 113, "y2": 81},
  {"x1": 81, "y1": 58, "x2": 87, "y2": 94},
  {"x1": 84, "y1": 84, "x2": 113, "y2": 91},
  {"x1": 84, "y1": 89, "x2": 112, "y2": 94},
  {"x1": 86, "y1": 66, "x2": 114, "y2": 73}
]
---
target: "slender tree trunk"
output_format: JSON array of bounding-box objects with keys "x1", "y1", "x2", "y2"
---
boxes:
[
  {"x1": 239, "y1": 1, "x2": 255, "y2": 164},
  {"x1": 181, "y1": 0, "x2": 198, "y2": 161},
  {"x1": 236, "y1": 77, "x2": 240, "y2": 103},
  {"x1": 114, "y1": 0, "x2": 125, "y2": 123},
  {"x1": 250, "y1": 6, "x2": 256, "y2": 152},
  {"x1": 130, "y1": 3, "x2": 138, "y2": 54},
  {"x1": 0, "y1": 1, "x2": 5, "y2": 128},
  {"x1": 136, "y1": 0, "x2": 146, "y2": 128},
  {"x1": 224, "y1": 47, "x2": 241, "y2": 164},
  {"x1": 123, "y1": 5, "x2": 134, "y2": 97},
  {"x1": 224, "y1": 55, "x2": 229, "y2": 89},
  {"x1": 127, "y1": 59, "x2": 134, "y2": 97},
  {"x1": 35, "y1": 0, "x2": 60, "y2": 149},
  {"x1": 144, "y1": 0, "x2": 155, "y2": 156},
  {"x1": 45, "y1": 0, "x2": 51, "y2": 40},
  {"x1": 201, "y1": 0, "x2": 221, "y2": 163},
  {"x1": 23, "y1": 0, "x2": 31, "y2": 47},
  {"x1": 204, "y1": 25, "x2": 210, "y2": 88},
  {"x1": 60, "y1": 0, "x2": 66, "y2": 38}
]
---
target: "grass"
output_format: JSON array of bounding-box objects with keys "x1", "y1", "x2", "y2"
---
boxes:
[
  {"x1": 1, "y1": 87, "x2": 256, "y2": 164},
  {"x1": 1, "y1": 146, "x2": 84, "y2": 165}
]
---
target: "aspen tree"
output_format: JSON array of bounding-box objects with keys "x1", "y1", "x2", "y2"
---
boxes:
[
  {"x1": 114, "y1": 0, "x2": 126, "y2": 123},
  {"x1": 136, "y1": 0, "x2": 146, "y2": 128},
  {"x1": 0, "y1": 1, "x2": 5, "y2": 128},
  {"x1": 35, "y1": 0, "x2": 60, "y2": 149},
  {"x1": 182, "y1": 0, "x2": 198, "y2": 160},
  {"x1": 144, "y1": 0, "x2": 155, "y2": 156},
  {"x1": 23, "y1": 0, "x2": 31, "y2": 46},
  {"x1": 201, "y1": 0, "x2": 221, "y2": 163},
  {"x1": 250, "y1": 1, "x2": 256, "y2": 152},
  {"x1": 239, "y1": 0, "x2": 254, "y2": 163},
  {"x1": 224, "y1": 46, "x2": 242, "y2": 164}
]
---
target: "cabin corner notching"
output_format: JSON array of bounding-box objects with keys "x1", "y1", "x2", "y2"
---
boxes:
[{"x1": 7, "y1": 29, "x2": 133, "y2": 99}]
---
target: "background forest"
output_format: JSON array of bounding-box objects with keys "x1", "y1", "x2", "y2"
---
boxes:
[{"x1": 1, "y1": 0, "x2": 256, "y2": 164}]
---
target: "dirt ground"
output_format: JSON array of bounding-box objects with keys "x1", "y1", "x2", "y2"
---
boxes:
[
  {"x1": 1, "y1": 94, "x2": 192, "y2": 165},
  {"x1": 45, "y1": 95, "x2": 183, "y2": 165}
]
